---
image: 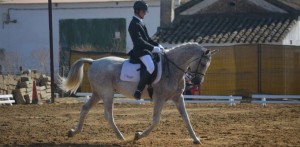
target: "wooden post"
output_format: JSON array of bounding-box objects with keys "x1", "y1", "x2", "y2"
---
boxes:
[{"x1": 48, "y1": 0, "x2": 55, "y2": 103}]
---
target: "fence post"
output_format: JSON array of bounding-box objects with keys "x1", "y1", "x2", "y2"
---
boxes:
[
  {"x1": 262, "y1": 97, "x2": 266, "y2": 107},
  {"x1": 229, "y1": 95, "x2": 235, "y2": 106},
  {"x1": 257, "y1": 44, "x2": 262, "y2": 94}
]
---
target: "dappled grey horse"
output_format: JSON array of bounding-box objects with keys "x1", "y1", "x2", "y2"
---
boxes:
[{"x1": 59, "y1": 42, "x2": 217, "y2": 144}]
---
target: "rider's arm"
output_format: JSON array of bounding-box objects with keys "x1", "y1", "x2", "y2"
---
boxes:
[
  {"x1": 129, "y1": 23, "x2": 155, "y2": 51},
  {"x1": 143, "y1": 26, "x2": 159, "y2": 46}
]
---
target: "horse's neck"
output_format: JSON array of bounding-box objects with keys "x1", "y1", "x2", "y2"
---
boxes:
[
  {"x1": 167, "y1": 49, "x2": 195, "y2": 70},
  {"x1": 163, "y1": 49, "x2": 195, "y2": 82}
]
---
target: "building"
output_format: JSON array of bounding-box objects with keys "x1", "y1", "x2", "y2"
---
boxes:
[
  {"x1": 0, "y1": 0, "x2": 160, "y2": 74},
  {"x1": 155, "y1": 0, "x2": 300, "y2": 96},
  {"x1": 154, "y1": 0, "x2": 300, "y2": 47}
]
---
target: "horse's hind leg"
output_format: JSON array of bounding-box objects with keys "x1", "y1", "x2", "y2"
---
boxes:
[
  {"x1": 68, "y1": 92, "x2": 100, "y2": 137},
  {"x1": 134, "y1": 98, "x2": 165, "y2": 141},
  {"x1": 103, "y1": 93, "x2": 125, "y2": 140},
  {"x1": 173, "y1": 94, "x2": 201, "y2": 144}
]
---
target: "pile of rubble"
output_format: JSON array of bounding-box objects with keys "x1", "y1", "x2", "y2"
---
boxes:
[{"x1": 0, "y1": 70, "x2": 52, "y2": 104}]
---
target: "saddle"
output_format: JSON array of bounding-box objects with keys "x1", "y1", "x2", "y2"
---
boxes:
[{"x1": 120, "y1": 53, "x2": 162, "y2": 98}]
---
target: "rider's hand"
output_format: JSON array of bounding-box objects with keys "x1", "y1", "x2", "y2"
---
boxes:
[
  {"x1": 159, "y1": 44, "x2": 164, "y2": 50},
  {"x1": 152, "y1": 46, "x2": 162, "y2": 53}
]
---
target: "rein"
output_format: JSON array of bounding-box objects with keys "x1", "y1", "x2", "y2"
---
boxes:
[{"x1": 163, "y1": 52, "x2": 205, "y2": 78}]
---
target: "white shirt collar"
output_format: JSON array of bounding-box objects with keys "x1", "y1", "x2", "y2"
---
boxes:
[{"x1": 133, "y1": 15, "x2": 143, "y2": 24}]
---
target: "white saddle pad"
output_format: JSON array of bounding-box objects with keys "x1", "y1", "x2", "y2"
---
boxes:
[{"x1": 120, "y1": 54, "x2": 162, "y2": 84}]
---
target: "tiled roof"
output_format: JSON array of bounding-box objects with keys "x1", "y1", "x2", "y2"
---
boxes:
[
  {"x1": 153, "y1": 14, "x2": 297, "y2": 44},
  {"x1": 176, "y1": 0, "x2": 300, "y2": 15},
  {"x1": 175, "y1": 0, "x2": 204, "y2": 15},
  {"x1": 266, "y1": 0, "x2": 300, "y2": 13},
  {"x1": 0, "y1": 0, "x2": 147, "y2": 4}
]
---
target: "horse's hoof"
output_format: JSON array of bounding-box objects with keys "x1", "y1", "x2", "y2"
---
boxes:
[
  {"x1": 193, "y1": 139, "x2": 202, "y2": 144},
  {"x1": 117, "y1": 135, "x2": 126, "y2": 140},
  {"x1": 134, "y1": 132, "x2": 142, "y2": 141},
  {"x1": 68, "y1": 129, "x2": 75, "y2": 137}
]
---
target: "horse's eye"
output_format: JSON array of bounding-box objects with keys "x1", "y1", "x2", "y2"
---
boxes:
[
  {"x1": 201, "y1": 58, "x2": 209, "y2": 67},
  {"x1": 200, "y1": 61, "x2": 207, "y2": 67}
]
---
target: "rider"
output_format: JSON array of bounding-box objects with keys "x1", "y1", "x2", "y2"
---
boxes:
[{"x1": 127, "y1": 0, "x2": 163, "y2": 100}]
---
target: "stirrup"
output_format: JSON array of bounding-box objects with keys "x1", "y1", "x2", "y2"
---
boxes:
[{"x1": 133, "y1": 90, "x2": 142, "y2": 100}]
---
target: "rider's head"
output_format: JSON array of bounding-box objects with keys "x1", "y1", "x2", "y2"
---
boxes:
[{"x1": 133, "y1": 1, "x2": 148, "y2": 19}]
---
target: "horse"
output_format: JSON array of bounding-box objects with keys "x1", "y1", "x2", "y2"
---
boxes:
[{"x1": 59, "y1": 42, "x2": 217, "y2": 144}]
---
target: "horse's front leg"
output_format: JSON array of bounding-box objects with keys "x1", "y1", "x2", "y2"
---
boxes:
[
  {"x1": 173, "y1": 94, "x2": 201, "y2": 144},
  {"x1": 134, "y1": 98, "x2": 165, "y2": 141}
]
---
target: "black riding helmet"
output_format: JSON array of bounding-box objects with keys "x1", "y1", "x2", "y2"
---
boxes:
[{"x1": 133, "y1": 1, "x2": 148, "y2": 12}]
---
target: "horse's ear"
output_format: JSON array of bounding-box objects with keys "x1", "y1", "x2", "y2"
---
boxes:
[
  {"x1": 205, "y1": 50, "x2": 210, "y2": 55},
  {"x1": 210, "y1": 49, "x2": 219, "y2": 55}
]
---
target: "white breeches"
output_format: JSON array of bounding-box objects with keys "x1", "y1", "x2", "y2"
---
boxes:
[{"x1": 139, "y1": 55, "x2": 155, "y2": 74}]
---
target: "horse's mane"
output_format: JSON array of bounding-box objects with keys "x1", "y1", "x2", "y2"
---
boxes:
[{"x1": 166, "y1": 42, "x2": 205, "y2": 55}]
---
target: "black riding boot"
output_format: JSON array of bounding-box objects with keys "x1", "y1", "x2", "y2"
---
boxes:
[{"x1": 133, "y1": 69, "x2": 151, "y2": 100}]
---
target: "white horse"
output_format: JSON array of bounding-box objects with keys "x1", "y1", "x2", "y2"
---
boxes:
[{"x1": 59, "y1": 42, "x2": 217, "y2": 144}]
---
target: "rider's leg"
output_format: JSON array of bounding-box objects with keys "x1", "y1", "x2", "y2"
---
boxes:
[
  {"x1": 139, "y1": 54, "x2": 155, "y2": 74},
  {"x1": 133, "y1": 54, "x2": 154, "y2": 100}
]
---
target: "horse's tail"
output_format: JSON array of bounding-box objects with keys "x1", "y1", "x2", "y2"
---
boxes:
[{"x1": 59, "y1": 58, "x2": 93, "y2": 94}]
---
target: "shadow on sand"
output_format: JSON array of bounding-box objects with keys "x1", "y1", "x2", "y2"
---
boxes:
[{"x1": 10, "y1": 143, "x2": 122, "y2": 147}]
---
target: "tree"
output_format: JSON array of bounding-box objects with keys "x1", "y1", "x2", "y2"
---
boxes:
[
  {"x1": 31, "y1": 48, "x2": 50, "y2": 74},
  {"x1": 0, "y1": 49, "x2": 23, "y2": 74}
]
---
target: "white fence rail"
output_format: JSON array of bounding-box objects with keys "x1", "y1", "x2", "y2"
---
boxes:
[
  {"x1": 0, "y1": 94, "x2": 15, "y2": 106},
  {"x1": 251, "y1": 94, "x2": 300, "y2": 106},
  {"x1": 75, "y1": 93, "x2": 242, "y2": 106}
]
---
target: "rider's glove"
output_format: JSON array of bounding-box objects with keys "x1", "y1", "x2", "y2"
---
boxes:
[
  {"x1": 152, "y1": 46, "x2": 162, "y2": 53},
  {"x1": 159, "y1": 44, "x2": 164, "y2": 50}
]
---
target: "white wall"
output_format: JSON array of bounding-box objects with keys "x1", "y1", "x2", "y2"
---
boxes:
[
  {"x1": 282, "y1": 16, "x2": 300, "y2": 46},
  {"x1": 0, "y1": 1, "x2": 160, "y2": 74}
]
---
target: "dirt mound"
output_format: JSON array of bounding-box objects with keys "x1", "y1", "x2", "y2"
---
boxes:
[{"x1": 0, "y1": 99, "x2": 299, "y2": 146}]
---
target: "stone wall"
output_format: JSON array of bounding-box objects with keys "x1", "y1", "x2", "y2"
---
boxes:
[{"x1": 0, "y1": 70, "x2": 51, "y2": 104}]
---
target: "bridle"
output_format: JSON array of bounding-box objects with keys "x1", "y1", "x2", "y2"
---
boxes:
[
  {"x1": 187, "y1": 53, "x2": 206, "y2": 77},
  {"x1": 163, "y1": 51, "x2": 207, "y2": 79}
]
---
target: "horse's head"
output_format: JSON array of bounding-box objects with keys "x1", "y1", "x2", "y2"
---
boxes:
[
  {"x1": 165, "y1": 43, "x2": 218, "y2": 85},
  {"x1": 188, "y1": 48, "x2": 218, "y2": 84}
]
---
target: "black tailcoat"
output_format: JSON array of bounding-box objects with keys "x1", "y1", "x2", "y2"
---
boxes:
[{"x1": 128, "y1": 16, "x2": 158, "y2": 58}]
